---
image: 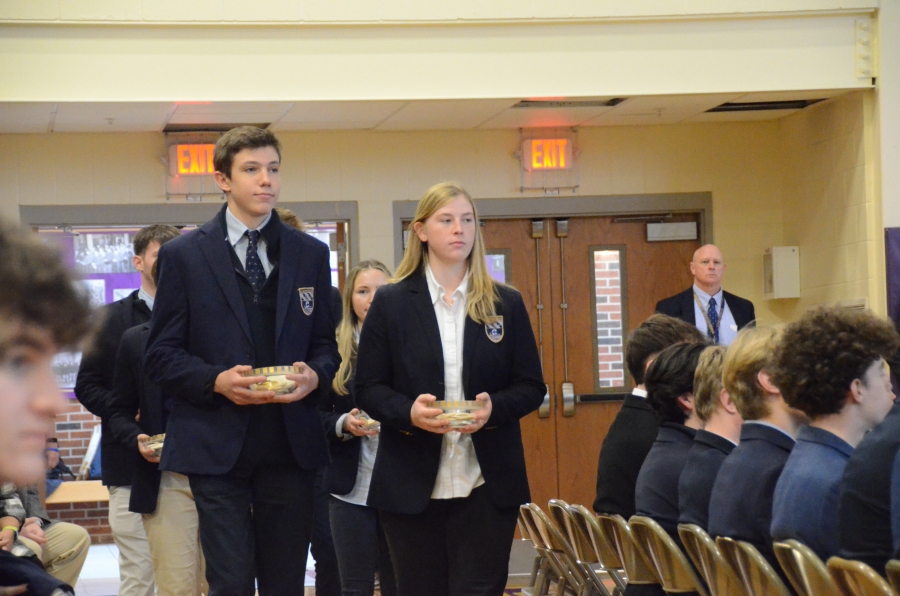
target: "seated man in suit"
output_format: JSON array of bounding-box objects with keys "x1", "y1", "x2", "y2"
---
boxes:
[
  {"x1": 708, "y1": 326, "x2": 807, "y2": 577},
  {"x1": 770, "y1": 307, "x2": 898, "y2": 561},
  {"x1": 593, "y1": 314, "x2": 705, "y2": 517},
  {"x1": 655, "y1": 244, "x2": 755, "y2": 346},
  {"x1": 146, "y1": 127, "x2": 340, "y2": 596},
  {"x1": 0, "y1": 221, "x2": 92, "y2": 596},
  {"x1": 678, "y1": 346, "x2": 742, "y2": 530}
]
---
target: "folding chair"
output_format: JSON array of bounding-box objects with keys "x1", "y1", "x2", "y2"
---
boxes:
[
  {"x1": 629, "y1": 516, "x2": 708, "y2": 595},
  {"x1": 597, "y1": 514, "x2": 661, "y2": 590},
  {"x1": 826, "y1": 556, "x2": 899, "y2": 596},
  {"x1": 520, "y1": 504, "x2": 556, "y2": 596},
  {"x1": 529, "y1": 503, "x2": 592, "y2": 596},
  {"x1": 519, "y1": 505, "x2": 544, "y2": 594},
  {"x1": 715, "y1": 537, "x2": 790, "y2": 596},
  {"x1": 677, "y1": 525, "x2": 743, "y2": 596},
  {"x1": 886, "y1": 559, "x2": 900, "y2": 594},
  {"x1": 772, "y1": 540, "x2": 841, "y2": 596},
  {"x1": 573, "y1": 505, "x2": 628, "y2": 595},
  {"x1": 549, "y1": 500, "x2": 614, "y2": 596}
]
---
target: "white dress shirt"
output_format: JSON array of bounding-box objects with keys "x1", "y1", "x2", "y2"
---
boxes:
[
  {"x1": 225, "y1": 206, "x2": 273, "y2": 275},
  {"x1": 691, "y1": 284, "x2": 738, "y2": 346},
  {"x1": 424, "y1": 264, "x2": 485, "y2": 499},
  {"x1": 138, "y1": 287, "x2": 154, "y2": 312}
]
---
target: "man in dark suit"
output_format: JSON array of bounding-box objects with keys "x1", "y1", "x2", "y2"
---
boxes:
[
  {"x1": 708, "y1": 326, "x2": 807, "y2": 580},
  {"x1": 593, "y1": 314, "x2": 704, "y2": 516},
  {"x1": 145, "y1": 127, "x2": 340, "y2": 596},
  {"x1": 655, "y1": 244, "x2": 755, "y2": 346},
  {"x1": 74, "y1": 224, "x2": 180, "y2": 596}
]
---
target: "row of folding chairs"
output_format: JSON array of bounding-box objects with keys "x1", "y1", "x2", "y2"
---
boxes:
[{"x1": 518, "y1": 500, "x2": 900, "y2": 596}]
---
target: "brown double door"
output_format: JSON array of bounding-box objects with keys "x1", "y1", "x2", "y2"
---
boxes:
[{"x1": 481, "y1": 215, "x2": 700, "y2": 509}]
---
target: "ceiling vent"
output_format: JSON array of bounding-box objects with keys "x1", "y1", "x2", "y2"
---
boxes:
[
  {"x1": 707, "y1": 99, "x2": 824, "y2": 113},
  {"x1": 513, "y1": 98, "x2": 627, "y2": 109},
  {"x1": 163, "y1": 123, "x2": 271, "y2": 133}
]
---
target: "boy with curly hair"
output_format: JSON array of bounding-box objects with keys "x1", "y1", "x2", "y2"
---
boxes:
[{"x1": 769, "y1": 307, "x2": 898, "y2": 561}]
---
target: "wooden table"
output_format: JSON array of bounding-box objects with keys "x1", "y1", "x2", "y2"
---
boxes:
[{"x1": 45, "y1": 480, "x2": 110, "y2": 504}]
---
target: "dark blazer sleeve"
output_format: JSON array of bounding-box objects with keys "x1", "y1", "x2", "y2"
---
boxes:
[
  {"x1": 74, "y1": 302, "x2": 125, "y2": 419},
  {"x1": 654, "y1": 288, "x2": 693, "y2": 324},
  {"x1": 293, "y1": 256, "x2": 341, "y2": 407},
  {"x1": 145, "y1": 241, "x2": 228, "y2": 409},
  {"x1": 355, "y1": 288, "x2": 418, "y2": 433},
  {"x1": 107, "y1": 328, "x2": 145, "y2": 452}
]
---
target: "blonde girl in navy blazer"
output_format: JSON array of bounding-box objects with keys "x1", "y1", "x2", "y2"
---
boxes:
[{"x1": 356, "y1": 183, "x2": 545, "y2": 596}]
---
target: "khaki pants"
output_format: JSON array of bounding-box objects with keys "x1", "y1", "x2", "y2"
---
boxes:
[
  {"x1": 142, "y1": 472, "x2": 207, "y2": 596},
  {"x1": 109, "y1": 485, "x2": 156, "y2": 596},
  {"x1": 18, "y1": 521, "x2": 90, "y2": 587}
]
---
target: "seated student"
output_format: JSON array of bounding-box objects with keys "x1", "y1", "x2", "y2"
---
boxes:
[
  {"x1": 0, "y1": 221, "x2": 92, "y2": 596},
  {"x1": 0, "y1": 484, "x2": 90, "y2": 587},
  {"x1": 678, "y1": 346, "x2": 742, "y2": 530},
  {"x1": 44, "y1": 439, "x2": 75, "y2": 497},
  {"x1": 707, "y1": 326, "x2": 808, "y2": 575},
  {"x1": 594, "y1": 314, "x2": 705, "y2": 516},
  {"x1": 635, "y1": 341, "x2": 708, "y2": 539},
  {"x1": 770, "y1": 307, "x2": 898, "y2": 561}
]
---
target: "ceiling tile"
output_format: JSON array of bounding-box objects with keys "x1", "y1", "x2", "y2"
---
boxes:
[
  {"x1": 53, "y1": 102, "x2": 175, "y2": 132},
  {"x1": 732, "y1": 89, "x2": 852, "y2": 103},
  {"x1": 685, "y1": 109, "x2": 800, "y2": 123},
  {"x1": 168, "y1": 102, "x2": 295, "y2": 125},
  {"x1": 585, "y1": 93, "x2": 742, "y2": 126},
  {"x1": 0, "y1": 103, "x2": 56, "y2": 133},
  {"x1": 375, "y1": 99, "x2": 518, "y2": 130},
  {"x1": 478, "y1": 105, "x2": 615, "y2": 129},
  {"x1": 271, "y1": 100, "x2": 407, "y2": 130}
]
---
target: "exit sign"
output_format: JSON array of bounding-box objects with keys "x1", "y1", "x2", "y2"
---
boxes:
[
  {"x1": 168, "y1": 144, "x2": 216, "y2": 176},
  {"x1": 522, "y1": 138, "x2": 572, "y2": 171}
]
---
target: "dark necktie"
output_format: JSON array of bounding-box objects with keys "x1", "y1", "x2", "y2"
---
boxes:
[
  {"x1": 707, "y1": 297, "x2": 719, "y2": 343},
  {"x1": 245, "y1": 230, "x2": 266, "y2": 294}
]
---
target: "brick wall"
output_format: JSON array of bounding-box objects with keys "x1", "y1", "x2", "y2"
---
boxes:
[
  {"x1": 593, "y1": 250, "x2": 625, "y2": 388},
  {"x1": 49, "y1": 395, "x2": 112, "y2": 543}
]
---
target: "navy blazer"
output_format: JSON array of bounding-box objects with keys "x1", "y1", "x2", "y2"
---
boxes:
[
  {"x1": 319, "y1": 370, "x2": 366, "y2": 496},
  {"x1": 145, "y1": 207, "x2": 340, "y2": 475},
  {"x1": 655, "y1": 287, "x2": 755, "y2": 331},
  {"x1": 635, "y1": 423, "x2": 697, "y2": 540},
  {"x1": 593, "y1": 392, "x2": 659, "y2": 516},
  {"x1": 839, "y1": 403, "x2": 900, "y2": 572},
  {"x1": 355, "y1": 272, "x2": 544, "y2": 514},
  {"x1": 708, "y1": 423, "x2": 795, "y2": 571},
  {"x1": 678, "y1": 429, "x2": 735, "y2": 530},
  {"x1": 107, "y1": 323, "x2": 166, "y2": 514},
  {"x1": 75, "y1": 290, "x2": 151, "y2": 486}
]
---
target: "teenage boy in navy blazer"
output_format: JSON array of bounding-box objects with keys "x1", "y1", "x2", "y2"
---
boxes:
[
  {"x1": 145, "y1": 127, "x2": 340, "y2": 596},
  {"x1": 655, "y1": 244, "x2": 755, "y2": 346},
  {"x1": 708, "y1": 326, "x2": 808, "y2": 583},
  {"x1": 75, "y1": 224, "x2": 180, "y2": 596}
]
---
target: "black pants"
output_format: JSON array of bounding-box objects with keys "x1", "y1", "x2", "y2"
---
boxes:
[
  {"x1": 189, "y1": 464, "x2": 316, "y2": 596},
  {"x1": 379, "y1": 485, "x2": 518, "y2": 596},
  {"x1": 312, "y1": 468, "x2": 341, "y2": 596},
  {"x1": 329, "y1": 496, "x2": 397, "y2": 596}
]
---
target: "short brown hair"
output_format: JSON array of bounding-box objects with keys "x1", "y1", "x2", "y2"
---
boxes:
[
  {"x1": 693, "y1": 346, "x2": 726, "y2": 422},
  {"x1": 625, "y1": 314, "x2": 706, "y2": 385},
  {"x1": 214, "y1": 126, "x2": 282, "y2": 178},
  {"x1": 722, "y1": 326, "x2": 784, "y2": 420},
  {"x1": 772, "y1": 307, "x2": 900, "y2": 419},
  {"x1": 274, "y1": 208, "x2": 304, "y2": 231},
  {"x1": 0, "y1": 222, "x2": 92, "y2": 354},
  {"x1": 645, "y1": 341, "x2": 708, "y2": 424},
  {"x1": 133, "y1": 225, "x2": 180, "y2": 256}
]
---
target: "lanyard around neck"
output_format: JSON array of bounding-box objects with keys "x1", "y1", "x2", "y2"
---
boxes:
[{"x1": 694, "y1": 291, "x2": 726, "y2": 338}]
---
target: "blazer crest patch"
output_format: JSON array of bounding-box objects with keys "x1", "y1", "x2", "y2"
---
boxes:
[
  {"x1": 485, "y1": 317, "x2": 504, "y2": 343},
  {"x1": 298, "y1": 287, "x2": 315, "y2": 315}
]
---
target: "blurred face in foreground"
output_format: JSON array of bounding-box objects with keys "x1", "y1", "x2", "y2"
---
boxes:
[{"x1": 0, "y1": 322, "x2": 67, "y2": 486}]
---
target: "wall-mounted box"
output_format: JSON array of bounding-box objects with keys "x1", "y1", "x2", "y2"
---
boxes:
[{"x1": 763, "y1": 246, "x2": 800, "y2": 299}]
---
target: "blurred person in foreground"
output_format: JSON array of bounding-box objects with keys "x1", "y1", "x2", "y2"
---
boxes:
[{"x1": 0, "y1": 221, "x2": 93, "y2": 596}]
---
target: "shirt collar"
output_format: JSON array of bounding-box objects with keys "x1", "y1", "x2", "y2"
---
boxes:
[
  {"x1": 693, "y1": 283, "x2": 723, "y2": 304},
  {"x1": 138, "y1": 287, "x2": 154, "y2": 312},
  {"x1": 632, "y1": 387, "x2": 648, "y2": 398},
  {"x1": 744, "y1": 420, "x2": 796, "y2": 442},
  {"x1": 225, "y1": 204, "x2": 272, "y2": 246},
  {"x1": 424, "y1": 263, "x2": 469, "y2": 306}
]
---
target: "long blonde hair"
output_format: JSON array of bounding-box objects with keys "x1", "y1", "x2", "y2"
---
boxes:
[
  {"x1": 393, "y1": 182, "x2": 499, "y2": 325},
  {"x1": 332, "y1": 260, "x2": 392, "y2": 396}
]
